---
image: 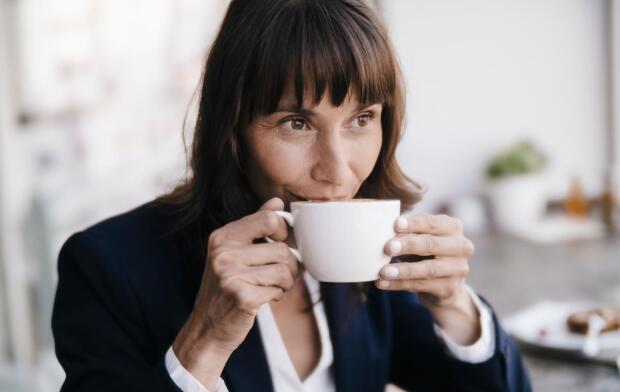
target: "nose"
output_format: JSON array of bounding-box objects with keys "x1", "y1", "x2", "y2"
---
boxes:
[{"x1": 310, "y1": 130, "x2": 351, "y2": 186}]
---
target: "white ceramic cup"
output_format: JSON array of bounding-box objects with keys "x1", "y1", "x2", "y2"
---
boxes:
[{"x1": 267, "y1": 199, "x2": 401, "y2": 282}]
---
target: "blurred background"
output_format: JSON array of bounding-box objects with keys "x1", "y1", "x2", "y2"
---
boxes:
[{"x1": 1, "y1": 0, "x2": 619, "y2": 391}]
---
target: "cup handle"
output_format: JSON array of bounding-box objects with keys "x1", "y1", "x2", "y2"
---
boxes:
[{"x1": 265, "y1": 210, "x2": 302, "y2": 262}]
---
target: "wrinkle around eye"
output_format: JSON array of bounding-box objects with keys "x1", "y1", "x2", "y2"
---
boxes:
[{"x1": 251, "y1": 118, "x2": 280, "y2": 130}]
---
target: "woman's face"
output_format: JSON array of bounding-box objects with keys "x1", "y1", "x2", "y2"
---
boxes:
[{"x1": 243, "y1": 90, "x2": 383, "y2": 207}]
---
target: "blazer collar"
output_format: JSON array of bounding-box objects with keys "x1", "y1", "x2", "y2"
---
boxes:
[
  {"x1": 222, "y1": 282, "x2": 354, "y2": 392},
  {"x1": 222, "y1": 320, "x2": 274, "y2": 392}
]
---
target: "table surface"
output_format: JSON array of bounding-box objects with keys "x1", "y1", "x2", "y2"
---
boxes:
[{"x1": 467, "y1": 231, "x2": 620, "y2": 392}]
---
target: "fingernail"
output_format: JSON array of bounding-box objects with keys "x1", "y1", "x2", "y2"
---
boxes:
[
  {"x1": 377, "y1": 280, "x2": 390, "y2": 288},
  {"x1": 397, "y1": 216, "x2": 409, "y2": 230},
  {"x1": 390, "y1": 240, "x2": 402, "y2": 254},
  {"x1": 383, "y1": 266, "x2": 399, "y2": 278}
]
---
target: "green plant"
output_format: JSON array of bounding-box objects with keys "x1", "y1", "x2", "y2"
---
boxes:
[{"x1": 486, "y1": 141, "x2": 547, "y2": 179}]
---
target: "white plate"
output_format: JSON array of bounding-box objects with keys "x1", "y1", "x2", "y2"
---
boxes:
[{"x1": 503, "y1": 301, "x2": 620, "y2": 366}]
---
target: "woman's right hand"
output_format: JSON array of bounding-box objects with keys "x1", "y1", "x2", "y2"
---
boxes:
[{"x1": 171, "y1": 197, "x2": 299, "y2": 389}]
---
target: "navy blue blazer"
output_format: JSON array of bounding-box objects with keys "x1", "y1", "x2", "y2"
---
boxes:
[{"x1": 52, "y1": 202, "x2": 531, "y2": 391}]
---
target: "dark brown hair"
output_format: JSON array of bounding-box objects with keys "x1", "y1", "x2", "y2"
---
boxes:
[{"x1": 157, "y1": 0, "x2": 422, "y2": 285}]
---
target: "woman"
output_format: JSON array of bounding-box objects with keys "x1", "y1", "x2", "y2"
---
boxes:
[{"x1": 52, "y1": 0, "x2": 531, "y2": 391}]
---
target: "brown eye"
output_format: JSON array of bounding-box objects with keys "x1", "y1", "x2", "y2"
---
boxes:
[
  {"x1": 290, "y1": 118, "x2": 305, "y2": 130},
  {"x1": 354, "y1": 112, "x2": 373, "y2": 127},
  {"x1": 277, "y1": 117, "x2": 313, "y2": 134}
]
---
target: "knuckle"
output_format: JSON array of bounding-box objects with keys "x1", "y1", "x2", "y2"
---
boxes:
[
  {"x1": 208, "y1": 229, "x2": 226, "y2": 249},
  {"x1": 219, "y1": 276, "x2": 237, "y2": 296},
  {"x1": 422, "y1": 214, "x2": 436, "y2": 230},
  {"x1": 276, "y1": 263, "x2": 288, "y2": 278},
  {"x1": 210, "y1": 262, "x2": 225, "y2": 281},
  {"x1": 273, "y1": 288, "x2": 285, "y2": 301},
  {"x1": 410, "y1": 280, "x2": 425, "y2": 292},
  {"x1": 212, "y1": 250, "x2": 233, "y2": 271},
  {"x1": 211, "y1": 253, "x2": 225, "y2": 271},
  {"x1": 463, "y1": 238, "x2": 475, "y2": 256},
  {"x1": 439, "y1": 286, "x2": 453, "y2": 299},
  {"x1": 218, "y1": 275, "x2": 235, "y2": 290},
  {"x1": 290, "y1": 260, "x2": 300, "y2": 278},
  {"x1": 278, "y1": 265, "x2": 294, "y2": 289},
  {"x1": 460, "y1": 261, "x2": 470, "y2": 276},
  {"x1": 276, "y1": 242, "x2": 290, "y2": 259},
  {"x1": 423, "y1": 235, "x2": 436, "y2": 254},
  {"x1": 426, "y1": 262, "x2": 439, "y2": 279},
  {"x1": 452, "y1": 217, "x2": 463, "y2": 231},
  {"x1": 234, "y1": 288, "x2": 255, "y2": 311},
  {"x1": 263, "y1": 210, "x2": 280, "y2": 232},
  {"x1": 219, "y1": 277, "x2": 234, "y2": 290}
]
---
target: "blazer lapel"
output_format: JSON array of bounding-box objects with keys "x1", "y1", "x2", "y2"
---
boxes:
[
  {"x1": 322, "y1": 282, "x2": 355, "y2": 392},
  {"x1": 222, "y1": 321, "x2": 274, "y2": 392},
  {"x1": 222, "y1": 283, "x2": 363, "y2": 392}
]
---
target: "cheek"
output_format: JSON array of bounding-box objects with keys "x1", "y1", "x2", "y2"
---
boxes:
[
  {"x1": 350, "y1": 131, "x2": 382, "y2": 177},
  {"x1": 252, "y1": 139, "x2": 311, "y2": 184},
  {"x1": 247, "y1": 127, "x2": 382, "y2": 188}
]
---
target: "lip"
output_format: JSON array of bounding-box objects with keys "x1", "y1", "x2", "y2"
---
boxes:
[{"x1": 287, "y1": 191, "x2": 350, "y2": 202}]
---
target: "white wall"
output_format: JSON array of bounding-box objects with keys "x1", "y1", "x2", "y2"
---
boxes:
[
  {"x1": 612, "y1": 0, "x2": 620, "y2": 185},
  {"x1": 383, "y1": 0, "x2": 609, "y2": 212},
  {"x1": 0, "y1": 0, "x2": 35, "y2": 366},
  {"x1": 0, "y1": 0, "x2": 10, "y2": 363}
]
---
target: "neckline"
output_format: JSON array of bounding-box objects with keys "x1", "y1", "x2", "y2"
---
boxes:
[{"x1": 257, "y1": 271, "x2": 334, "y2": 386}]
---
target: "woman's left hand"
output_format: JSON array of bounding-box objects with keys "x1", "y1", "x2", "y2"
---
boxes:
[{"x1": 376, "y1": 213, "x2": 481, "y2": 345}]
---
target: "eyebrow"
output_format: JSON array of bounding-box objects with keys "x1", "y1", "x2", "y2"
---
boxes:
[{"x1": 274, "y1": 102, "x2": 380, "y2": 115}]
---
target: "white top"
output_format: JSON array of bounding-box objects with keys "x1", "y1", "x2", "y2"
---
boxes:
[
  {"x1": 164, "y1": 272, "x2": 496, "y2": 392},
  {"x1": 256, "y1": 271, "x2": 335, "y2": 391}
]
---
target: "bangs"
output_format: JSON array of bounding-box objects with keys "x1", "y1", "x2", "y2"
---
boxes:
[
  {"x1": 159, "y1": 0, "x2": 421, "y2": 248},
  {"x1": 245, "y1": 0, "x2": 396, "y2": 117}
]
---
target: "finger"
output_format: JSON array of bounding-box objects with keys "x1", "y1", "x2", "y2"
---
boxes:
[
  {"x1": 379, "y1": 258, "x2": 469, "y2": 281},
  {"x1": 210, "y1": 198, "x2": 289, "y2": 246},
  {"x1": 375, "y1": 277, "x2": 459, "y2": 298},
  {"x1": 211, "y1": 242, "x2": 300, "y2": 277},
  {"x1": 385, "y1": 234, "x2": 474, "y2": 258},
  {"x1": 395, "y1": 213, "x2": 462, "y2": 236},
  {"x1": 227, "y1": 280, "x2": 285, "y2": 312},
  {"x1": 259, "y1": 197, "x2": 285, "y2": 212},
  {"x1": 237, "y1": 263, "x2": 297, "y2": 291},
  {"x1": 398, "y1": 254, "x2": 434, "y2": 263}
]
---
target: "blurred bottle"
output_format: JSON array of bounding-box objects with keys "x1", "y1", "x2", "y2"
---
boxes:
[
  {"x1": 601, "y1": 170, "x2": 616, "y2": 234},
  {"x1": 564, "y1": 176, "x2": 588, "y2": 217}
]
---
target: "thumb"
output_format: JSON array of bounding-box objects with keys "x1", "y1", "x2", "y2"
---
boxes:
[
  {"x1": 258, "y1": 197, "x2": 289, "y2": 242},
  {"x1": 258, "y1": 197, "x2": 285, "y2": 212}
]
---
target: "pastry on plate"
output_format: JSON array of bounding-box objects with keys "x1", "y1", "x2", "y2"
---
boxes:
[{"x1": 566, "y1": 306, "x2": 620, "y2": 334}]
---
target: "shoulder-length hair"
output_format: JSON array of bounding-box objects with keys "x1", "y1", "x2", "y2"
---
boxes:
[{"x1": 157, "y1": 0, "x2": 422, "y2": 266}]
